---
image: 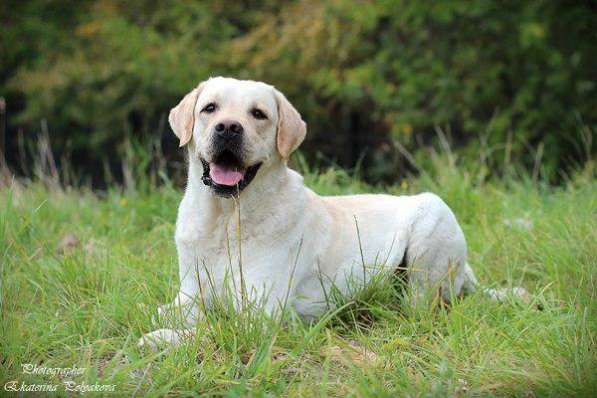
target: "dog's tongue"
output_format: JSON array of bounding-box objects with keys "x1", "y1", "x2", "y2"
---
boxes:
[{"x1": 209, "y1": 163, "x2": 244, "y2": 186}]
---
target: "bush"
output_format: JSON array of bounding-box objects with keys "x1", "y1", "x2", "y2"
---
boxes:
[{"x1": 2, "y1": 0, "x2": 595, "y2": 184}]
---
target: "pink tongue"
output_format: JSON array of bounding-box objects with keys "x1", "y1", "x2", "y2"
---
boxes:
[{"x1": 209, "y1": 163, "x2": 245, "y2": 186}]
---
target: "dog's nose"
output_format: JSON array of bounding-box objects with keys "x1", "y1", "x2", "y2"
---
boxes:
[{"x1": 214, "y1": 120, "x2": 244, "y2": 138}]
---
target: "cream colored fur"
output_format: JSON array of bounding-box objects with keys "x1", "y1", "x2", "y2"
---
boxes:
[{"x1": 139, "y1": 77, "x2": 522, "y2": 350}]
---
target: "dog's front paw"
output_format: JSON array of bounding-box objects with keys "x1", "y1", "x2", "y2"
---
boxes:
[
  {"x1": 138, "y1": 328, "x2": 187, "y2": 352},
  {"x1": 138, "y1": 328, "x2": 196, "y2": 352}
]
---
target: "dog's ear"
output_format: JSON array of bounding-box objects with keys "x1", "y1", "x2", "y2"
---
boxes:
[
  {"x1": 169, "y1": 82, "x2": 205, "y2": 147},
  {"x1": 274, "y1": 89, "x2": 307, "y2": 159}
]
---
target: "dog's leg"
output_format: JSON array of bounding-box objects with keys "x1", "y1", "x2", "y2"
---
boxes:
[
  {"x1": 231, "y1": 281, "x2": 289, "y2": 318},
  {"x1": 405, "y1": 193, "x2": 469, "y2": 307},
  {"x1": 143, "y1": 293, "x2": 203, "y2": 352},
  {"x1": 460, "y1": 262, "x2": 478, "y2": 294},
  {"x1": 154, "y1": 238, "x2": 211, "y2": 328},
  {"x1": 405, "y1": 194, "x2": 530, "y2": 306},
  {"x1": 143, "y1": 242, "x2": 207, "y2": 350},
  {"x1": 461, "y1": 263, "x2": 530, "y2": 302},
  {"x1": 155, "y1": 291, "x2": 200, "y2": 328},
  {"x1": 230, "y1": 263, "x2": 302, "y2": 318}
]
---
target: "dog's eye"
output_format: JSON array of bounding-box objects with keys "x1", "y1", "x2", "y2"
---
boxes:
[
  {"x1": 201, "y1": 103, "x2": 217, "y2": 113},
  {"x1": 250, "y1": 108, "x2": 267, "y2": 120}
]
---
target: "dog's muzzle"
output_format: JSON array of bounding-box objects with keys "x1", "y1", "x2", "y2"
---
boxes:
[{"x1": 201, "y1": 123, "x2": 261, "y2": 196}]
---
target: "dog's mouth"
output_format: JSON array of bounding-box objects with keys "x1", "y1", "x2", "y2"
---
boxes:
[{"x1": 200, "y1": 151, "x2": 262, "y2": 197}]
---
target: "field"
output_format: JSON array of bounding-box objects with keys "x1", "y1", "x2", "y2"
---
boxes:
[{"x1": 1, "y1": 158, "x2": 595, "y2": 397}]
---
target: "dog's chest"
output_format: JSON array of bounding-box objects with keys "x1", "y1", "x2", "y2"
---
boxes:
[
  {"x1": 193, "y1": 234, "x2": 303, "y2": 300},
  {"x1": 179, "y1": 217, "x2": 300, "y2": 267}
]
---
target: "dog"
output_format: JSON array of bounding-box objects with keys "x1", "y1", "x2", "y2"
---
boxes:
[{"x1": 138, "y1": 77, "x2": 521, "y2": 350}]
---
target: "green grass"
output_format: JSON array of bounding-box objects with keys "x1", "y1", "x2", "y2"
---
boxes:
[{"x1": 1, "y1": 159, "x2": 595, "y2": 397}]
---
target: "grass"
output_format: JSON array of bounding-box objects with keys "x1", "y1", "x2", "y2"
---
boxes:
[{"x1": 1, "y1": 156, "x2": 595, "y2": 397}]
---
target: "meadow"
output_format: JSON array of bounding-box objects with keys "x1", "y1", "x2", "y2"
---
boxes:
[{"x1": 1, "y1": 154, "x2": 595, "y2": 397}]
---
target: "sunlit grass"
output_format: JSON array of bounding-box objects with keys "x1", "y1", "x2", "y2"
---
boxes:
[{"x1": 1, "y1": 160, "x2": 595, "y2": 397}]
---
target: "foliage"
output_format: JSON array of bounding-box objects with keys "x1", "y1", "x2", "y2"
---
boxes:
[{"x1": 1, "y1": 0, "x2": 595, "y2": 183}]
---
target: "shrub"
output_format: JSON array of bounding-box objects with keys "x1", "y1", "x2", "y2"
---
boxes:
[{"x1": 2, "y1": 0, "x2": 595, "y2": 183}]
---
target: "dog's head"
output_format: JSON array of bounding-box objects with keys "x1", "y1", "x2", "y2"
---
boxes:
[{"x1": 169, "y1": 77, "x2": 306, "y2": 197}]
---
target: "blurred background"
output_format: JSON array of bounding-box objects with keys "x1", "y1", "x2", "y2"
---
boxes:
[{"x1": 1, "y1": 0, "x2": 595, "y2": 187}]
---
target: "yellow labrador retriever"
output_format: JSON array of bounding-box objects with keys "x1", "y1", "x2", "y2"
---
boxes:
[{"x1": 139, "y1": 77, "x2": 522, "y2": 349}]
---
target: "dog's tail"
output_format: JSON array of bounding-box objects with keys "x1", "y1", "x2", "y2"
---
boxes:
[{"x1": 462, "y1": 262, "x2": 530, "y2": 303}]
